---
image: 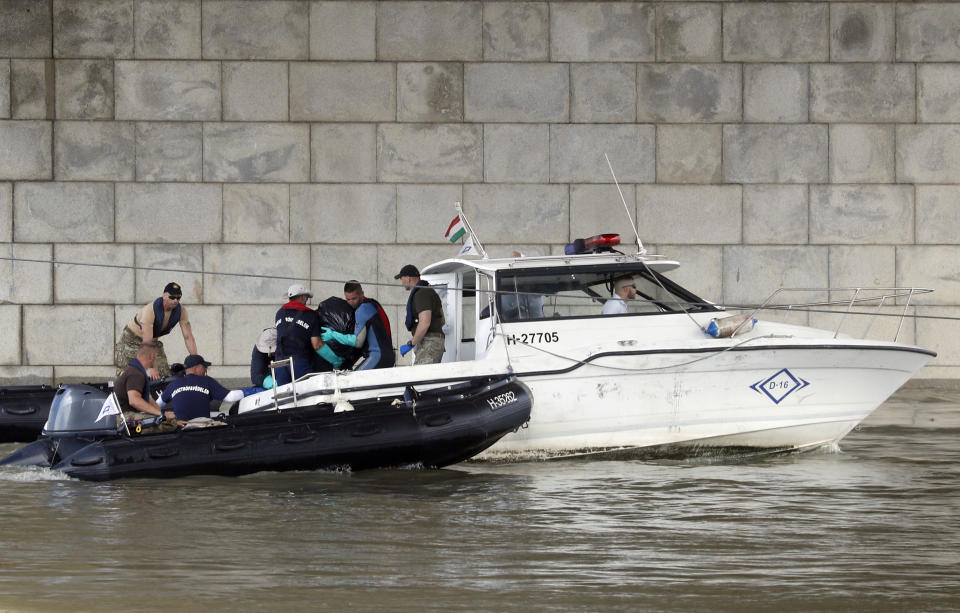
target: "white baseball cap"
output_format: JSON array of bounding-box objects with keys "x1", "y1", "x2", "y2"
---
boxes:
[{"x1": 287, "y1": 283, "x2": 313, "y2": 299}]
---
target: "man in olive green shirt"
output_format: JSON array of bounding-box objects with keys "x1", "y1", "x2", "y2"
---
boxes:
[{"x1": 395, "y1": 264, "x2": 445, "y2": 364}]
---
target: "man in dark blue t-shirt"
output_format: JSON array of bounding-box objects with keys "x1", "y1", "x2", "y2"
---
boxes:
[
  {"x1": 274, "y1": 284, "x2": 342, "y2": 386},
  {"x1": 157, "y1": 354, "x2": 245, "y2": 422}
]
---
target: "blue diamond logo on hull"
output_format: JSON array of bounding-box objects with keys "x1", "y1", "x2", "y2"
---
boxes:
[{"x1": 750, "y1": 368, "x2": 810, "y2": 404}]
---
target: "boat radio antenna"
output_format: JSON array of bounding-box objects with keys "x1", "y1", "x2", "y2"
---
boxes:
[
  {"x1": 604, "y1": 152, "x2": 646, "y2": 255},
  {"x1": 455, "y1": 201, "x2": 488, "y2": 259}
]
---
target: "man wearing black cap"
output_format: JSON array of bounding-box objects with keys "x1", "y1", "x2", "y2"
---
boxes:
[
  {"x1": 115, "y1": 282, "x2": 198, "y2": 379},
  {"x1": 396, "y1": 264, "x2": 445, "y2": 364},
  {"x1": 156, "y1": 354, "x2": 245, "y2": 423}
]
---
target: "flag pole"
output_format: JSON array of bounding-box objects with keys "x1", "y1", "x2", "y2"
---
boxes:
[{"x1": 455, "y1": 201, "x2": 488, "y2": 259}]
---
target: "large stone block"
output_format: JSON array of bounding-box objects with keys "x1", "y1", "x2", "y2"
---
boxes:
[
  {"x1": 829, "y1": 124, "x2": 894, "y2": 183},
  {"x1": 158, "y1": 305, "x2": 223, "y2": 366},
  {"x1": 636, "y1": 185, "x2": 741, "y2": 245},
  {"x1": 744, "y1": 64, "x2": 808, "y2": 123},
  {"x1": 310, "y1": 1, "x2": 375, "y2": 60},
  {"x1": 897, "y1": 5, "x2": 960, "y2": 61},
  {"x1": 54, "y1": 121, "x2": 135, "y2": 181},
  {"x1": 724, "y1": 124, "x2": 828, "y2": 184},
  {"x1": 0, "y1": 0, "x2": 52, "y2": 57},
  {"x1": 830, "y1": 3, "x2": 895, "y2": 62},
  {"x1": 918, "y1": 65, "x2": 960, "y2": 123},
  {"x1": 398, "y1": 63, "x2": 463, "y2": 122},
  {"x1": 742, "y1": 185, "x2": 808, "y2": 245},
  {"x1": 464, "y1": 63, "x2": 568, "y2": 123},
  {"x1": 657, "y1": 3, "x2": 721, "y2": 62},
  {"x1": 377, "y1": 1, "x2": 481, "y2": 61},
  {"x1": 116, "y1": 61, "x2": 220, "y2": 120},
  {"x1": 223, "y1": 62, "x2": 288, "y2": 121},
  {"x1": 483, "y1": 124, "x2": 548, "y2": 183},
  {"x1": 916, "y1": 307, "x2": 960, "y2": 366},
  {"x1": 203, "y1": 245, "x2": 310, "y2": 305},
  {"x1": 14, "y1": 182, "x2": 112, "y2": 242},
  {"x1": 462, "y1": 184, "x2": 568, "y2": 243},
  {"x1": 810, "y1": 64, "x2": 914, "y2": 122},
  {"x1": 658, "y1": 245, "x2": 723, "y2": 303},
  {"x1": 54, "y1": 244, "x2": 135, "y2": 304},
  {"x1": 551, "y1": 2, "x2": 654, "y2": 62},
  {"x1": 10, "y1": 60, "x2": 49, "y2": 119},
  {"x1": 116, "y1": 183, "x2": 222, "y2": 242},
  {"x1": 134, "y1": 244, "x2": 203, "y2": 303},
  {"x1": 378, "y1": 124, "x2": 483, "y2": 183},
  {"x1": 897, "y1": 125, "x2": 960, "y2": 183},
  {"x1": 637, "y1": 64, "x2": 741, "y2": 123},
  {"x1": 482, "y1": 2, "x2": 549, "y2": 62},
  {"x1": 203, "y1": 123, "x2": 310, "y2": 183},
  {"x1": 396, "y1": 184, "x2": 463, "y2": 243},
  {"x1": 222, "y1": 305, "x2": 280, "y2": 366},
  {"x1": 53, "y1": 0, "x2": 133, "y2": 58},
  {"x1": 722, "y1": 246, "x2": 829, "y2": 305},
  {"x1": 0, "y1": 366, "x2": 53, "y2": 385},
  {"x1": 311, "y1": 123, "x2": 377, "y2": 183},
  {"x1": 0, "y1": 305, "x2": 20, "y2": 364},
  {"x1": 0, "y1": 183, "x2": 10, "y2": 242},
  {"x1": 571, "y1": 63, "x2": 636, "y2": 123},
  {"x1": 223, "y1": 184, "x2": 289, "y2": 243},
  {"x1": 810, "y1": 186, "x2": 913, "y2": 244},
  {"x1": 724, "y1": 3, "x2": 828, "y2": 62},
  {"x1": 0, "y1": 120, "x2": 51, "y2": 180},
  {"x1": 54, "y1": 366, "x2": 121, "y2": 384},
  {"x1": 201, "y1": 0, "x2": 308, "y2": 60},
  {"x1": 0, "y1": 243, "x2": 53, "y2": 304},
  {"x1": 550, "y1": 124, "x2": 655, "y2": 183},
  {"x1": 896, "y1": 246, "x2": 960, "y2": 305},
  {"x1": 0, "y1": 61, "x2": 9, "y2": 118},
  {"x1": 916, "y1": 186, "x2": 960, "y2": 245},
  {"x1": 809, "y1": 304, "x2": 916, "y2": 346},
  {"x1": 570, "y1": 184, "x2": 637, "y2": 241},
  {"x1": 289, "y1": 63, "x2": 395, "y2": 122},
  {"x1": 289, "y1": 185, "x2": 396, "y2": 244},
  {"x1": 828, "y1": 246, "x2": 895, "y2": 291},
  {"x1": 135, "y1": 122, "x2": 202, "y2": 182},
  {"x1": 309, "y1": 244, "x2": 380, "y2": 302},
  {"x1": 24, "y1": 305, "x2": 114, "y2": 366},
  {"x1": 55, "y1": 60, "x2": 113, "y2": 119},
  {"x1": 656, "y1": 124, "x2": 721, "y2": 184},
  {"x1": 134, "y1": 0, "x2": 201, "y2": 59}
]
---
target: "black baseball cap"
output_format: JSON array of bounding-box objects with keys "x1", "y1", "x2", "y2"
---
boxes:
[
  {"x1": 394, "y1": 264, "x2": 420, "y2": 279},
  {"x1": 164, "y1": 282, "x2": 182, "y2": 298},
  {"x1": 184, "y1": 354, "x2": 211, "y2": 369}
]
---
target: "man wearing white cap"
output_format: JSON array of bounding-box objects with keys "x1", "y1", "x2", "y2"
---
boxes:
[
  {"x1": 273, "y1": 284, "x2": 342, "y2": 387},
  {"x1": 601, "y1": 276, "x2": 638, "y2": 315}
]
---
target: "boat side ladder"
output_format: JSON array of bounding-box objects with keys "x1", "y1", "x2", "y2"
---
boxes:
[{"x1": 268, "y1": 358, "x2": 298, "y2": 411}]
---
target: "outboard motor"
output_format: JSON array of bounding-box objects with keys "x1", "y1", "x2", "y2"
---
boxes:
[{"x1": 0, "y1": 384, "x2": 120, "y2": 468}]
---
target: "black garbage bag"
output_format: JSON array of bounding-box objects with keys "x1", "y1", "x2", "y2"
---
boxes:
[{"x1": 315, "y1": 296, "x2": 362, "y2": 369}]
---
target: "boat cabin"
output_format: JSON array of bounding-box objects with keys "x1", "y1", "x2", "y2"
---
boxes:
[{"x1": 421, "y1": 250, "x2": 718, "y2": 363}]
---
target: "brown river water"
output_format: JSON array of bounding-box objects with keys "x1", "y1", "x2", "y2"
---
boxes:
[{"x1": 0, "y1": 388, "x2": 958, "y2": 612}]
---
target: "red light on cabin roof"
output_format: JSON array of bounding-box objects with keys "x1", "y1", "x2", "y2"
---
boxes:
[{"x1": 583, "y1": 234, "x2": 621, "y2": 249}]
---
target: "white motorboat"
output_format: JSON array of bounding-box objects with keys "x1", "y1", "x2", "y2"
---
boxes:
[{"x1": 238, "y1": 231, "x2": 935, "y2": 459}]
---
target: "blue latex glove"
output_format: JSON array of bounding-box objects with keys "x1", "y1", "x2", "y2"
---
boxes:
[
  {"x1": 241, "y1": 386, "x2": 262, "y2": 397},
  {"x1": 321, "y1": 326, "x2": 356, "y2": 346},
  {"x1": 317, "y1": 344, "x2": 344, "y2": 369},
  {"x1": 262, "y1": 375, "x2": 274, "y2": 389},
  {"x1": 399, "y1": 342, "x2": 413, "y2": 357}
]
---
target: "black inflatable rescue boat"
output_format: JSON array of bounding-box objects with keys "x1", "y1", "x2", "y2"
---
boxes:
[{"x1": 0, "y1": 376, "x2": 531, "y2": 481}]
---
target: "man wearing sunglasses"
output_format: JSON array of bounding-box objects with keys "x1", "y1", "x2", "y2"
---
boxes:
[
  {"x1": 601, "y1": 276, "x2": 638, "y2": 315},
  {"x1": 115, "y1": 281, "x2": 198, "y2": 379}
]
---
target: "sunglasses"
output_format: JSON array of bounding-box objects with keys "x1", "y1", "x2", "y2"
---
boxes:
[{"x1": 168, "y1": 295, "x2": 182, "y2": 301}]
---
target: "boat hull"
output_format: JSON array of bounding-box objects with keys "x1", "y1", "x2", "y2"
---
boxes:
[
  {"x1": 5, "y1": 377, "x2": 531, "y2": 481},
  {"x1": 478, "y1": 343, "x2": 932, "y2": 459},
  {"x1": 0, "y1": 385, "x2": 59, "y2": 443}
]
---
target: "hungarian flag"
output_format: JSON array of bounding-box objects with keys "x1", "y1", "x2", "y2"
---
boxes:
[{"x1": 445, "y1": 215, "x2": 466, "y2": 243}]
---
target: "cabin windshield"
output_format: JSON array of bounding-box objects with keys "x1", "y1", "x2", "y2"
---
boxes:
[{"x1": 495, "y1": 264, "x2": 718, "y2": 321}]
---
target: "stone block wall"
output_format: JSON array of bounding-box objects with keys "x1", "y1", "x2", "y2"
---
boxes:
[{"x1": 1, "y1": 0, "x2": 959, "y2": 383}]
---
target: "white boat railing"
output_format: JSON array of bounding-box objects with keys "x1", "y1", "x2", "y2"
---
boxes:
[{"x1": 744, "y1": 287, "x2": 934, "y2": 342}]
